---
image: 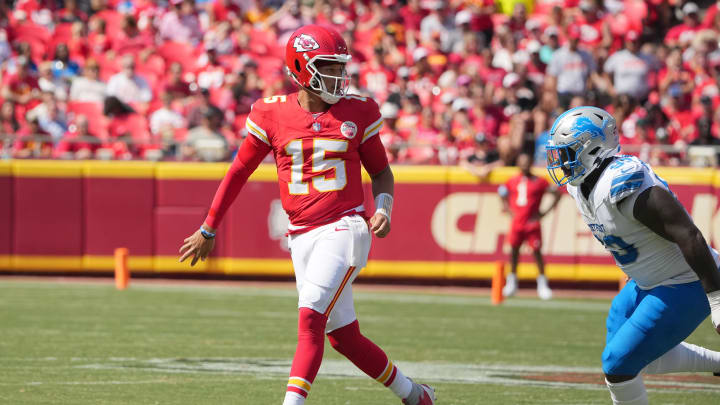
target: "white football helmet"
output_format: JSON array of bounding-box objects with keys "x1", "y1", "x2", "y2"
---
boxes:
[{"x1": 546, "y1": 106, "x2": 619, "y2": 186}]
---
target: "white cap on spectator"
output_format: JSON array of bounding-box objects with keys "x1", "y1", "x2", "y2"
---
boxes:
[
  {"x1": 544, "y1": 26, "x2": 559, "y2": 37},
  {"x1": 451, "y1": 97, "x2": 472, "y2": 111},
  {"x1": 512, "y1": 50, "x2": 530, "y2": 65},
  {"x1": 398, "y1": 66, "x2": 411, "y2": 78},
  {"x1": 455, "y1": 10, "x2": 473, "y2": 26},
  {"x1": 526, "y1": 40, "x2": 542, "y2": 53},
  {"x1": 579, "y1": 0, "x2": 595, "y2": 11},
  {"x1": 683, "y1": 2, "x2": 699, "y2": 15},
  {"x1": 605, "y1": 0, "x2": 625, "y2": 14},
  {"x1": 525, "y1": 19, "x2": 541, "y2": 31},
  {"x1": 381, "y1": 102, "x2": 399, "y2": 119},
  {"x1": 441, "y1": 91, "x2": 456, "y2": 104},
  {"x1": 421, "y1": 0, "x2": 443, "y2": 10},
  {"x1": 413, "y1": 47, "x2": 429, "y2": 62},
  {"x1": 502, "y1": 72, "x2": 520, "y2": 88}
]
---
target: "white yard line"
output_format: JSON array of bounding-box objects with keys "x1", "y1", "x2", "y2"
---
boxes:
[{"x1": 66, "y1": 358, "x2": 719, "y2": 394}]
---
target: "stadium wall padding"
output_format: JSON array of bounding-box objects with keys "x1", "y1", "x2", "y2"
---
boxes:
[{"x1": 1, "y1": 160, "x2": 719, "y2": 282}]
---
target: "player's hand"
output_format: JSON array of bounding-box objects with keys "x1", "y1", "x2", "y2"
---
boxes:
[
  {"x1": 369, "y1": 213, "x2": 391, "y2": 238},
  {"x1": 179, "y1": 229, "x2": 215, "y2": 266}
]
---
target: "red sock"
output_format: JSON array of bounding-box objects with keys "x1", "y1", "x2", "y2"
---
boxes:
[
  {"x1": 286, "y1": 308, "x2": 327, "y2": 399},
  {"x1": 327, "y1": 320, "x2": 393, "y2": 384}
]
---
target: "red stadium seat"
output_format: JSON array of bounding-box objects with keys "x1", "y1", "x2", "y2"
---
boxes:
[
  {"x1": 22, "y1": 38, "x2": 47, "y2": 63},
  {"x1": 138, "y1": 54, "x2": 166, "y2": 78},
  {"x1": 157, "y1": 41, "x2": 198, "y2": 73},
  {"x1": 10, "y1": 22, "x2": 50, "y2": 43},
  {"x1": 110, "y1": 113, "x2": 151, "y2": 142},
  {"x1": 94, "y1": 10, "x2": 123, "y2": 38},
  {"x1": 67, "y1": 101, "x2": 109, "y2": 139},
  {"x1": 53, "y1": 23, "x2": 74, "y2": 43}
]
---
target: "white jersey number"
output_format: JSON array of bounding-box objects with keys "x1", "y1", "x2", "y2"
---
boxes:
[
  {"x1": 516, "y1": 179, "x2": 528, "y2": 207},
  {"x1": 284, "y1": 139, "x2": 348, "y2": 195}
]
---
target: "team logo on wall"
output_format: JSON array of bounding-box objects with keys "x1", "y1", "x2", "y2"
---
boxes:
[
  {"x1": 293, "y1": 34, "x2": 319, "y2": 52},
  {"x1": 340, "y1": 121, "x2": 357, "y2": 139}
]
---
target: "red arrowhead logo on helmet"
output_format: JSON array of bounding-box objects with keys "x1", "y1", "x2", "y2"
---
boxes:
[{"x1": 293, "y1": 34, "x2": 320, "y2": 53}]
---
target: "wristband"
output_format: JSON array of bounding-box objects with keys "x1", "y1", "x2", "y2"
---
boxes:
[
  {"x1": 708, "y1": 290, "x2": 720, "y2": 329},
  {"x1": 374, "y1": 193, "x2": 393, "y2": 222},
  {"x1": 200, "y1": 228, "x2": 216, "y2": 239}
]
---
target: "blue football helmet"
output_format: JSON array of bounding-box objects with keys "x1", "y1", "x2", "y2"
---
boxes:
[{"x1": 546, "y1": 106, "x2": 619, "y2": 186}]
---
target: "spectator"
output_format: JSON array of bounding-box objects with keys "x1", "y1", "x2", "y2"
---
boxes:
[
  {"x1": 665, "y1": 2, "x2": 702, "y2": 48},
  {"x1": 1, "y1": 57, "x2": 41, "y2": 116},
  {"x1": 37, "y1": 61, "x2": 67, "y2": 101},
  {"x1": 460, "y1": 132, "x2": 503, "y2": 181},
  {"x1": 186, "y1": 88, "x2": 222, "y2": 128},
  {"x1": 113, "y1": 15, "x2": 154, "y2": 57},
  {"x1": 603, "y1": 31, "x2": 656, "y2": 102},
  {"x1": 55, "y1": 115, "x2": 103, "y2": 159},
  {"x1": 69, "y1": 59, "x2": 106, "y2": 103},
  {"x1": 163, "y1": 62, "x2": 195, "y2": 101},
  {"x1": 182, "y1": 107, "x2": 228, "y2": 162},
  {"x1": 13, "y1": 114, "x2": 53, "y2": 159},
  {"x1": 150, "y1": 92, "x2": 185, "y2": 137},
  {"x1": 57, "y1": 0, "x2": 88, "y2": 23},
  {"x1": 0, "y1": 100, "x2": 20, "y2": 136},
  {"x1": 51, "y1": 44, "x2": 81, "y2": 83},
  {"x1": 28, "y1": 91, "x2": 69, "y2": 141},
  {"x1": 106, "y1": 55, "x2": 152, "y2": 108},
  {"x1": 159, "y1": 0, "x2": 203, "y2": 45},
  {"x1": 0, "y1": 28, "x2": 10, "y2": 66},
  {"x1": 546, "y1": 24, "x2": 596, "y2": 109}
]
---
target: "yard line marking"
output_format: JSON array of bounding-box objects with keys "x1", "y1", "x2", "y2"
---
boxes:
[{"x1": 73, "y1": 358, "x2": 720, "y2": 394}]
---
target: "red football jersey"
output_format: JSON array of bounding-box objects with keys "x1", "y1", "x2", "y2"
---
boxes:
[
  {"x1": 245, "y1": 92, "x2": 387, "y2": 230},
  {"x1": 505, "y1": 174, "x2": 549, "y2": 225}
]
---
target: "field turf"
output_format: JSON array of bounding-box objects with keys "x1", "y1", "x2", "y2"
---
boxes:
[{"x1": 1, "y1": 279, "x2": 719, "y2": 404}]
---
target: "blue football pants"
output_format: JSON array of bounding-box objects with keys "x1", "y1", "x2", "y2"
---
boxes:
[{"x1": 602, "y1": 279, "x2": 711, "y2": 375}]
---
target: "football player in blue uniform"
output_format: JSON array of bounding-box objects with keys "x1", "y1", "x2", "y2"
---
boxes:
[{"x1": 546, "y1": 106, "x2": 720, "y2": 404}]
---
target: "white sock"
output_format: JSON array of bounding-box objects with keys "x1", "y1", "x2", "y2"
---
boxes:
[
  {"x1": 606, "y1": 375, "x2": 648, "y2": 405},
  {"x1": 282, "y1": 391, "x2": 305, "y2": 405},
  {"x1": 643, "y1": 341, "x2": 720, "y2": 374},
  {"x1": 387, "y1": 366, "x2": 413, "y2": 399}
]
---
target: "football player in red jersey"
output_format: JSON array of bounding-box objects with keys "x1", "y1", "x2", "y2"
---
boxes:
[
  {"x1": 498, "y1": 153, "x2": 561, "y2": 300},
  {"x1": 179, "y1": 25, "x2": 436, "y2": 405}
]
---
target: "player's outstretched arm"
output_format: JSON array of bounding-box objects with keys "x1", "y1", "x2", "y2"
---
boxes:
[
  {"x1": 369, "y1": 166, "x2": 394, "y2": 238},
  {"x1": 178, "y1": 135, "x2": 271, "y2": 266},
  {"x1": 631, "y1": 186, "x2": 720, "y2": 333}
]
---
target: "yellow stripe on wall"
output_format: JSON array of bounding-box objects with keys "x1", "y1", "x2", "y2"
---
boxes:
[
  {"x1": 4, "y1": 160, "x2": 719, "y2": 186},
  {"x1": 0, "y1": 255, "x2": 622, "y2": 282},
  {"x1": 0, "y1": 160, "x2": 10, "y2": 176}
]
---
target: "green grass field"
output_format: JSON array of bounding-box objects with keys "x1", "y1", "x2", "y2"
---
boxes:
[{"x1": 1, "y1": 279, "x2": 719, "y2": 404}]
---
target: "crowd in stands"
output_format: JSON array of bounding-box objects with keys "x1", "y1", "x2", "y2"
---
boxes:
[{"x1": 0, "y1": 0, "x2": 719, "y2": 168}]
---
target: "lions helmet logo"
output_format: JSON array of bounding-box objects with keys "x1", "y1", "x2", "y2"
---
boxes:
[
  {"x1": 340, "y1": 121, "x2": 357, "y2": 139},
  {"x1": 293, "y1": 34, "x2": 320, "y2": 53}
]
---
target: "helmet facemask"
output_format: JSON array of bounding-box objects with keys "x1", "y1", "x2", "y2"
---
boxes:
[
  {"x1": 305, "y1": 55, "x2": 351, "y2": 104},
  {"x1": 546, "y1": 140, "x2": 586, "y2": 186}
]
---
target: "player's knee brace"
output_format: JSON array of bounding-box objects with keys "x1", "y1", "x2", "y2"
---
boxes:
[
  {"x1": 605, "y1": 375, "x2": 648, "y2": 405},
  {"x1": 327, "y1": 320, "x2": 361, "y2": 354}
]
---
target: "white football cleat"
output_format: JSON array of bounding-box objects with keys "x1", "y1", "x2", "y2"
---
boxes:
[
  {"x1": 537, "y1": 275, "x2": 553, "y2": 300},
  {"x1": 402, "y1": 383, "x2": 435, "y2": 405},
  {"x1": 503, "y1": 273, "x2": 518, "y2": 297}
]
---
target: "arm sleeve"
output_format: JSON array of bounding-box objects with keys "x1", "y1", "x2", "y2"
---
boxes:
[
  {"x1": 203, "y1": 135, "x2": 272, "y2": 228},
  {"x1": 358, "y1": 133, "x2": 390, "y2": 176}
]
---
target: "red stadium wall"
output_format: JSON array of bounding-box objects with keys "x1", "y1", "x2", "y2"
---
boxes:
[{"x1": 1, "y1": 160, "x2": 719, "y2": 282}]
